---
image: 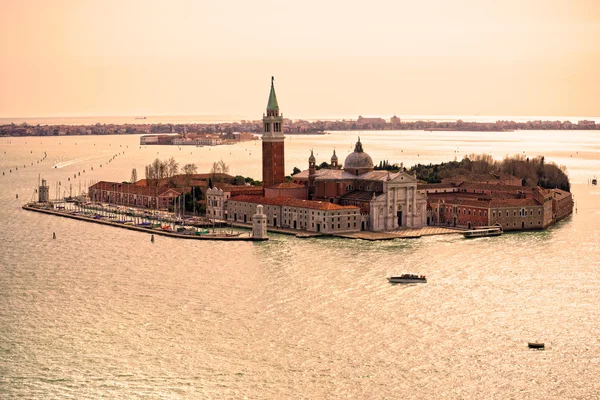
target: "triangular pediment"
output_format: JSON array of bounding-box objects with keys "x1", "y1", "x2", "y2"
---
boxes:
[{"x1": 387, "y1": 171, "x2": 418, "y2": 184}]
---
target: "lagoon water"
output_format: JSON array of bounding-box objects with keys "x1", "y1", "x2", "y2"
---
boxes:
[{"x1": 1, "y1": 130, "x2": 600, "y2": 399}]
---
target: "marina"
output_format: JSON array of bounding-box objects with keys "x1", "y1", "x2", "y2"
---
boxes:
[{"x1": 22, "y1": 202, "x2": 264, "y2": 241}]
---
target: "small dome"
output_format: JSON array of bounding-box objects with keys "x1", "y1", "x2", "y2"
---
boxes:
[
  {"x1": 309, "y1": 150, "x2": 316, "y2": 162},
  {"x1": 344, "y1": 138, "x2": 373, "y2": 171},
  {"x1": 331, "y1": 150, "x2": 338, "y2": 161}
]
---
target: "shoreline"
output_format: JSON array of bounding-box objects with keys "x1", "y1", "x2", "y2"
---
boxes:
[
  {"x1": 22, "y1": 203, "x2": 465, "y2": 242},
  {"x1": 22, "y1": 203, "x2": 267, "y2": 241}
]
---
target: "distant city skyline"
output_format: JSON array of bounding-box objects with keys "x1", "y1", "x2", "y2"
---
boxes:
[{"x1": 1, "y1": 0, "x2": 599, "y2": 118}]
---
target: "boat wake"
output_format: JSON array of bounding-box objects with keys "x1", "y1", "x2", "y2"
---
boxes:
[{"x1": 52, "y1": 155, "x2": 104, "y2": 169}]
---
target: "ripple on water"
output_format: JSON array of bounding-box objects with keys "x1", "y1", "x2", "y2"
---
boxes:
[{"x1": 1, "y1": 135, "x2": 600, "y2": 398}]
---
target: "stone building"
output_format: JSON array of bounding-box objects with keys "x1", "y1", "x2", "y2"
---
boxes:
[
  {"x1": 422, "y1": 182, "x2": 571, "y2": 231},
  {"x1": 293, "y1": 138, "x2": 428, "y2": 231},
  {"x1": 89, "y1": 181, "x2": 182, "y2": 210},
  {"x1": 226, "y1": 195, "x2": 361, "y2": 233},
  {"x1": 551, "y1": 188, "x2": 574, "y2": 221}
]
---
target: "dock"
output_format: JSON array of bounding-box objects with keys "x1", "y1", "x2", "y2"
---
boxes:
[
  {"x1": 227, "y1": 221, "x2": 462, "y2": 241},
  {"x1": 22, "y1": 204, "x2": 267, "y2": 241},
  {"x1": 333, "y1": 226, "x2": 463, "y2": 241}
]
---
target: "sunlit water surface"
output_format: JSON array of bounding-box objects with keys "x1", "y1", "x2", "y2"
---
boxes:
[{"x1": 1, "y1": 131, "x2": 599, "y2": 399}]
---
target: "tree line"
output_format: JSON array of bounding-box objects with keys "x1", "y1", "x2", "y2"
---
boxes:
[
  {"x1": 410, "y1": 154, "x2": 571, "y2": 191},
  {"x1": 143, "y1": 157, "x2": 198, "y2": 186}
]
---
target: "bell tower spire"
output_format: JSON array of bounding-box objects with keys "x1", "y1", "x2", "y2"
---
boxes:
[
  {"x1": 267, "y1": 76, "x2": 279, "y2": 115},
  {"x1": 262, "y1": 76, "x2": 285, "y2": 187}
]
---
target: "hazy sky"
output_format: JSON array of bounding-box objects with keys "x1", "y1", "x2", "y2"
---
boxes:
[{"x1": 1, "y1": 0, "x2": 599, "y2": 119}]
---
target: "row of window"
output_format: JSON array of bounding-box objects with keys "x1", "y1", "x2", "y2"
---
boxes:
[
  {"x1": 492, "y1": 209, "x2": 541, "y2": 218},
  {"x1": 438, "y1": 207, "x2": 542, "y2": 219}
]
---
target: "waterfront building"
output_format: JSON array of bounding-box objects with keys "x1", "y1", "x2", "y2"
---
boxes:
[
  {"x1": 226, "y1": 195, "x2": 361, "y2": 233},
  {"x1": 421, "y1": 182, "x2": 573, "y2": 230},
  {"x1": 173, "y1": 135, "x2": 223, "y2": 146},
  {"x1": 140, "y1": 134, "x2": 176, "y2": 145},
  {"x1": 551, "y1": 188, "x2": 574, "y2": 221},
  {"x1": 89, "y1": 181, "x2": 182, "y2": 210},
  {"x1": 206, "y1": 185, "x2": 264, "y2": 220}
]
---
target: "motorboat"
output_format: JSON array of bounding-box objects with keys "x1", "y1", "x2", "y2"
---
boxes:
[
  {"x1": 464, "y1": 225, "x2": 503, "y2": 238},
  {"x1": 387, "y1": 274, "x2": 427, "y2": 284},
  {"x1": 528, "y1": 342, "x2": 545, "y2": 349}
]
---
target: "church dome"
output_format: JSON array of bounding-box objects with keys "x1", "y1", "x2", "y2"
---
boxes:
[{"x1": 344, "y1": 138, "x2": 373, "y2": 172}]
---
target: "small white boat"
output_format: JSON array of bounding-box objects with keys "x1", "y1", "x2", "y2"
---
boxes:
[
  {"x1": 463, "y1": 225, "x2": 503, "y2": 238},
  {"x1": 387, "y1": 274, "x2": 427, "y2": 284}
]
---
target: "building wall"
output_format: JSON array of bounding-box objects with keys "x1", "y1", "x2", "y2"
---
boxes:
[
  {"x1": 140, "y1": 136, "x2": 158, "y2": 145},
  {"x1": 262, "y1": 140, "x2": 285, "y2": 187},
  {"x1": 206, "y1": 188, "x2": 229, "y2": 220},
  {"x1": 89, "y1": 187, "x2": 178, "y2": 210},
  {"x1": 488, "y1": 206, "x2": 545, "y2": 231},
  {"x1": 264, "y1": 186, "x2": 307, "y2": 200},
  {"x1": 454, "y1": 205, "x2": 489, "y2": 228},
  {"x1": 226, "y1": 200, "x2": 361, "y2": 233},
  {"x1": 552, "y1": 191, "x2": 574, "y2": 221},
  {"x1": 431, "y1": 203, "x2": 489, "y2": 228}
]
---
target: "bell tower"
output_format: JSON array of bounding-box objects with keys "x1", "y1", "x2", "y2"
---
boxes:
[
  {"x1": 308, "y1": 150, "x2": 316, "y2": 199},
  {"x1": 262, "y1": 76, "x2": 285, "y2": 187}
]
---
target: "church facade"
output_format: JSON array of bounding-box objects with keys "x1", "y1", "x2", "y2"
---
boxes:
[
  {"x1": 206, "y1": 77, "x2": 427, "y2": 232},
  {"x1": 292, "y1": 139, "x2": 427, "y2": 231}
]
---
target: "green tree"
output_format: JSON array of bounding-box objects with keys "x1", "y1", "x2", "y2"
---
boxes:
[{"x1": 232, "y1": 175, "x2": 246, "y2": 185}]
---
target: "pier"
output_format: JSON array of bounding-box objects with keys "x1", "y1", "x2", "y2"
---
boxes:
[{"x1": 22, "y1": 203, "x2": 267, "y2": 241}]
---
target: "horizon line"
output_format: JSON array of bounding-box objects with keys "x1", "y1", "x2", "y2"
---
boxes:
[{"x1": 1, "y1": 113, "x2": 599, "y2": 122}]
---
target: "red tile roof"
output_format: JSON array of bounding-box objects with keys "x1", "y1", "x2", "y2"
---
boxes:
[
  {"x1": 267, "y1": 182, "x2": 306, "y2": 189},
  {"x1": 134, "y1": 173, "x2": 233, "y2": 187},
  {"x1": 215, "y1": 184, "x2": 264, "y2": 196},
  {"x1": 229, "y1": 195, "x2": 359, "y2": 211},
  {"x1": 417, "y1": 183, "x2": 457, "y2": 190},
  {"x1": 552, "y1": 189, "x2": 572, "y2": 200},
  {"x1": 428, "y1": 190, "x2": 542, "y2": 207},
  {"x1": 489, "y1": 198, "x2": 539, "y2": 207}
]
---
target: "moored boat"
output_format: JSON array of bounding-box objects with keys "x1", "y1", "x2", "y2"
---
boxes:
[
  {"x1": 463, "y1": 225, "x2": 503, "y2": 238},
  {"x1": 528, "y1": 342, "x2": 545, "y2": 349},
  {"x1": 387, "y1": 274, "x2": 427, "y2": 284}
]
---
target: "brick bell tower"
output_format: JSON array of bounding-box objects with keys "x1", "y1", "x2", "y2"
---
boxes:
[{"x1": 262, "y1": 76, "x2": 285, "y2": 187}]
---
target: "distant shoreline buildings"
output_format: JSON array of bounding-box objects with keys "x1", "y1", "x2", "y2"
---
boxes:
[{"x1": 0, "y1": 116, "x2": 597, "y2": 138}]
